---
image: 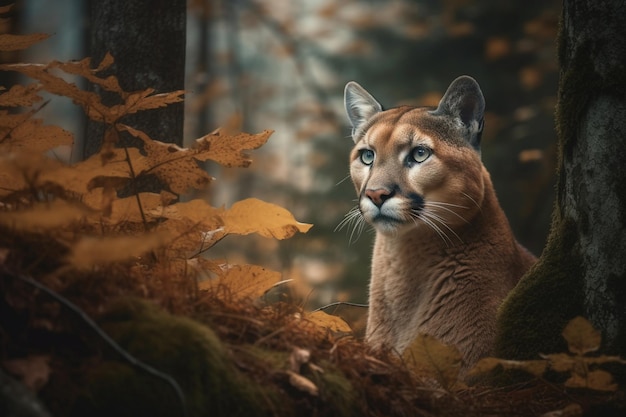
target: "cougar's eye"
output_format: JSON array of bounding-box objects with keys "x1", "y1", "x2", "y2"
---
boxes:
[
  {"x1": 359, "y1": 149, "x2": 375, "y2": 165},
  {"x1": 409, "y1": 146, "x2": 432, "y2": 164}
]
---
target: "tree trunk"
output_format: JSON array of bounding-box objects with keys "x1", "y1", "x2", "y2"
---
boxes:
[
  {"x1": 496, "y1": 0, "x2": 626, "y2": 359},
  {"x1": 83, "y1": 0, "x2": 186, "y2": 158}
]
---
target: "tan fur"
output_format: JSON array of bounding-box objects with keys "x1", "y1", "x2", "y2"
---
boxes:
[{"x1": 344, "y1": 79, "x2": 536, "y2": 370}]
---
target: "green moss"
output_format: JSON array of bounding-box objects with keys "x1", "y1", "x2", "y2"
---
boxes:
[
  {"x1": 237, "y1": 345, "x2": 360, "y2": 417},
  {"x1": 311, "y1": 361, "x2": 360, "y2": 417},
  {"x1": 498, "y1": 9, "x2": 626, "y2": 363},
  {"x1": 495, "y1": 218, "x2": 584, "y2": 360},
  {"x1": 555, "y1": 42, "x2": 596, "y2": 170},
  {"x1": 71, "y1": 298, "x2": 269, "y2": 417},
  {"x1": 556, "y1": 39, "x2": 626, "y2": 164}
]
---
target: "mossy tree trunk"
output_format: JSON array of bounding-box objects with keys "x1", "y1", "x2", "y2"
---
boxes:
[{"x1": 496, "y1": 0, "x2": 626, "y2": 359}]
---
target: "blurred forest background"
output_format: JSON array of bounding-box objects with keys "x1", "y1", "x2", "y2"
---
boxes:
[{"x1": 5, "y1": 0, "x2": 560, "y2": 306}]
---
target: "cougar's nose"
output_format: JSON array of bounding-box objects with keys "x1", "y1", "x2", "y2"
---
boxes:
[{"x1": 365, "y1": 188, "x2": 394, "y2": 208}]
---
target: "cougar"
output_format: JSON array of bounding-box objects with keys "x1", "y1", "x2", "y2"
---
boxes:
[{"x1": 342, "y1": 75, "x2": 536, "y2": 369}]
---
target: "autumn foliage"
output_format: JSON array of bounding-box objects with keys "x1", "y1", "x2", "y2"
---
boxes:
[
  {"x1": 0, "y1": 37, "x2": 311, "y2": 283},
  {"x1": 1, "y1": 31, "x2": 625, "y2": 417}
]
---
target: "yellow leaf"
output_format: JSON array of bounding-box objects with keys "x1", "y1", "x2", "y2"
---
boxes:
[
  {"x1": 402, "y1": 334, "x2": 462, "y2": 390},
  {"x1": 118, "y1": 124, "x2": 213, "y2": 194},
  {"x1": 541, "y1": 352, "x2": 577, "y2": 373},
  {"x1": 187, "y1": 257, "x2": 225, "y2": 278},
  {"x1": 194, "y1": 129, "x2": 273, "y2": 167},
  {"x1": 542, "y1": 404, "x2": 583, "y2": 417},
  {"x1": 82, "y1": 191, "x2": 165, "y2": 223},
  {"x1": 564, "y1": 373, "x2": 587, "y2": 389},
  {"x1": 564, "y1": 369, "x2": 617, "y2": 392},
  {"x1": 117, "y1": 89, "x2": 185, "y2": 115},
  {"x1": 149, "y1": 198, "x2": 223, "y2": 227},
  {"x1": 221, "y1": 198, "x2": 313, "y2": 239},
  {"x1": 198, "y1": 264, "x2": 281, "y2": 301},
  {"x1": 1, "y1": 118, "x2": 73, "y2": 153},
  {"x1": 306, "y1": 310, "x2": 352, "y2": 333},
  {"x1": 562, "y1": 317, "x2": 601, "y2": 355},
  {"x1": 0, "y1": 62, "x2": 110, "y2": 123},
  {"x1": 0, "y1": 33, "x2": 50, "y2": 51},
  {"x1": 0, "y1": 110, "x2": 33, "y2": 130},
  {"x1": 467, "y1": 357, "x2": 502, "y2": 377},
  {"x1": 517, "y1": 360, "x2": 550, "y2": 376},
  {"x1": 586, "y1": 355, "x2": 626, "y2": 366},
  {"x1": 67, "y1": 232, "x2": 169, "y2": 270},
  {"x1": 468, "y1": 357, "x2": 548, "y2": 379},
  {"x1": 42, "y1": 148, "x2": 146, "y2": 195},
  {"x1": 92, "y1": 52, "x2": 115, "y2": 72},
  {"x1": 110, "y1": 193, "x2": 165, "y2": 221},
  {"x1": 0, "y1": 60, "x2": 183, "y2": 124},
  {"x1": 0, "y1": 199, "x2": 90, "y2": 231},
  {"x1": 584, "y1": 369, "x2": 618, "y2": 392},
  {"x1": 0, "y1": 151, "x2": 64, "y2": 186},
  {"x1": 49, "y1": 55, "x2": 123, "y2": 95},
  {"x1": 0, "y1": 144, "x2": 72, "y2": 195},
  {"x1": 144, "y1": 199, "x2": 225, "y2": 252}
]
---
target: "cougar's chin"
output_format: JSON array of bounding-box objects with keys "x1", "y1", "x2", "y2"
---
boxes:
[{"x1": 360, "y1": 199, "x2": 415, "y2": 235}]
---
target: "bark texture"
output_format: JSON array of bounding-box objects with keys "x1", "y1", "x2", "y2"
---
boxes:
[
  {"x1": 83, "y1": 0, "x2": 186, "y2": 158},
  {"x1": 496, "y1": 0, "x2": 626, "y2": 358}
]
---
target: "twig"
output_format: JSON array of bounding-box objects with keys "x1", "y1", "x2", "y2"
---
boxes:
[
  {"x1": 313, "y1": 301, "x2": 369, "y2": 312},
  {"x1": 10, "y1": 271, "x2": 189, "y2": 417},
  {"x1": 121, "y1": 142, "x2": 149, "y2": 230},
  {"x1": 0, "y1": 100, "x2": 50, "y2": 143}
]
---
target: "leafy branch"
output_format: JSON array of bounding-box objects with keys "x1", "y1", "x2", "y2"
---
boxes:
[{"x1": 0, "y1": 32, "x2": 312, "y2": 303}]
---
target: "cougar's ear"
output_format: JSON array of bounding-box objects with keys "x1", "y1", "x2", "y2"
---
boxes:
[
  {"x1": 432, "y1": 76, "x2": 485, "y2": 152},
  {"x1": 344, "y1": 81, "x2": 382, "y2": 142}
]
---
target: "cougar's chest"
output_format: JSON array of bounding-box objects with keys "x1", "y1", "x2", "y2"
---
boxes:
[{"x1": 372, "y1": 235, "x2": 452, "y2": 328}]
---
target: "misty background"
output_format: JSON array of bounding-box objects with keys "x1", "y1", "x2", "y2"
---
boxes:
[{"x1": 13, "y1": 0, "x2": 559, "y2": 306}]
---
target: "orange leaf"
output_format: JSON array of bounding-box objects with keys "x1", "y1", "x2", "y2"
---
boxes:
[
  {"x1": 0, "y1": 152, "x2": 61, "y2": 195},
  {"x1": 195, "y1": 129, "x2": 273, "y2": 167},
  {"x1": 146, "y1": 198, "x2": 223, "y2": 227},
  {"x1": 0, "y1": 33, "x2": 50, "y2": 51},
  {"x1": 41, "y1": 148, "x2": 146, "y2": 195},
  {"x1": 0, "y1": 109, "x2": 35, "y2": 129},
  {"x1": 0, "y1": 62, "x2": 110, "y2": 122},
  {"x1": 83, "y1": 191, "x2": 164, "y2": 223},
  {"x1": 67, "y1": 232, "x2": 170, "y2": 269},
  {"x1": 562, "y1": 316, "x2": 601, "y2": 355},
  {"x1": 146, "y1": 199, "x2": 225, "y2": 251},
  {"x1": 198, "y1": 264, "x2": 281, "y2": 300},
  {"x1": 1, "y1": 118, "x2": 73, "y2": 153},
  {"x1": 307, "y1": 310, "x2": 352, "y2": 333},
  {"x1": 121, "y1": 89, "x2": 185, "y2": 115},
  {"x1": 221, "y1": 198, "x2": 312, "y2": 239},
  {"x1": 0, "y1": 199, "x2": 91, "y2": 231},
  {"x1": 0, "y1": 84, "x2": 42, "y2": 107},
  {"x1": 49, "y1": 55, "x2": 124, "y2": 95},
  {"x1": 403, "y1": 334, "x2": 463, "y2": 390},
  {"x1": 118, "y1": 124, "x2": 213, "y2": 194}
]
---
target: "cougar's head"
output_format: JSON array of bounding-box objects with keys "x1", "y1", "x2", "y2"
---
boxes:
[{"x1": 343, "y1": 76, "x2": 486, "y2": 239}]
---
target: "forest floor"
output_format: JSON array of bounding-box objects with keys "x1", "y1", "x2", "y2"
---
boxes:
[{"x1": 1, "y1": 226, "x2": 625, "y2": 417}]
